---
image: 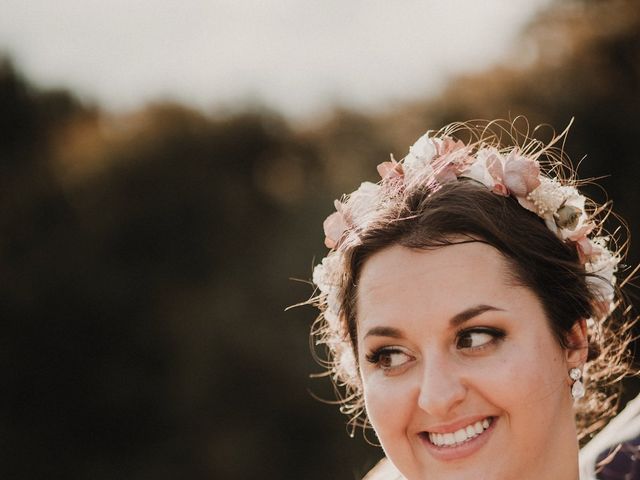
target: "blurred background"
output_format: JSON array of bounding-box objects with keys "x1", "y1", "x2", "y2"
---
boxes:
[{"x1": 1, "y1": 0, "x2": 639, "y2": 478}]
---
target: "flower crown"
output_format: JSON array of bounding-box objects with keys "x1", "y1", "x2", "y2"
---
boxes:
[{"x1": 312, "y1": 127, "x2": 619, "y2": 393}]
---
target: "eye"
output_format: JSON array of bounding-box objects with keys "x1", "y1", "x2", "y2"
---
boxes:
[
  {"x1": 456, "y1": 328, "x2": 505, "y2": 350},
  {"x1": 366, "y1": 347, "x2": 413, "y2": 371}
]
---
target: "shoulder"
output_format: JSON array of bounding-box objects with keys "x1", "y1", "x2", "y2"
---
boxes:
[
  {"x1": 580, "y1": 394, "x2": 640, "y2": 480},
  {"x1": 362, "y1": 458, "x2": 405, "y2": 480}
]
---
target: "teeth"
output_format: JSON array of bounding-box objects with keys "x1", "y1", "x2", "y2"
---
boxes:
[
  {"x1": 473, "y1": 421, "x2": 483, "y2": 434},
  {"x1": 427, "y1": 418, "x2": 492, "y2": 447}
]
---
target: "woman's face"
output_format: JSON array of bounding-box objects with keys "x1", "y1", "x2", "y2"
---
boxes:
[{"x1": 357, "y1": 242, "x2": 584, "y2": 480}]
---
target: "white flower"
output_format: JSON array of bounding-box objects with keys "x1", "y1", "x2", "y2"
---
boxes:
[
  {"x1": 312, "y1": 260, "x2": 329, "y2": 294},
  {"x1": 312, "y1": 252, "x2": 342, "y2": 295},
  {"x1": 323, "y1": 309, "x2": 341, "y2": 331},
  {"x1": 336, "y1": 345, "x2": 359, "y2": 384},
  {"x1": 556, "y1": 194, "x2": 589, "y2": 240},
  {"x1": 312, "y1": 256, "x2": 325, "y2": 279},
  {"x1": 326, "y1": 285, "x2": 341, "y2": 315},
  {"x1": 344, "y1": 181, "x2": 381, "y2": 229},
  {"x1": 527, "y1": 178, "x2": 567, "y2": 216},
  {"x1": 460, "y1": 148, "x2": 497, "y2": 189},
  {"x1": 526, "y1": 178, "x2": 590, "y2": 239},
  {"x1": 404, "y1": 133, "x2": 436, "y2": 177},
  {"x1": 585, "y1": 237, "x2": 619, "y2": 301}
]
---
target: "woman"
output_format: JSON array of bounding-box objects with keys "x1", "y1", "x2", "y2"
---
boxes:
[{"x1": 308, "y1": 120, "x2": 634, "y2": 479}]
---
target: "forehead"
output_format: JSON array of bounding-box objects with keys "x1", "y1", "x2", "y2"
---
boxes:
[{"x1": 356, "y1": 242, "x2": 524, "y2": 327}]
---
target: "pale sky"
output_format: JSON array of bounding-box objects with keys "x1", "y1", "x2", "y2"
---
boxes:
[{"x1": 0, "y1": 0, "x2": 553, "y2": 119}]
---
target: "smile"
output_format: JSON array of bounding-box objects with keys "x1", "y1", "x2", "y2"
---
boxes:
[
  {"x1": 418, "y1": 416, "x2": 497, "y2": 462},
  {"x1": 424, "y1": 417, "x2": 494, "y2": 448}
]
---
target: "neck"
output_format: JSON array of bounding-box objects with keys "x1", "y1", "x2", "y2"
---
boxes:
[{"x1": 525, "y1": 418, "x2": 580, "y2": 480}]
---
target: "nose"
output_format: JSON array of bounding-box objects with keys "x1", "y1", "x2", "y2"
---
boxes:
[{"x1": 417, "y1": 355, "x2": 467, "y2": 417}]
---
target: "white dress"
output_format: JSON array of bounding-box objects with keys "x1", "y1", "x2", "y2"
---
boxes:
[{"x1": 579, "y1": 394, "x2": 640, "y2": 480}]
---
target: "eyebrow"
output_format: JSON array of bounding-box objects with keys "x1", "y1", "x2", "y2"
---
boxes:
[
  {"x1": 450, "y1": 304, "x2": 503, "y2": 327},
  {"x1": 363, "y1": 304, "x2": 504, "y2": 339}
]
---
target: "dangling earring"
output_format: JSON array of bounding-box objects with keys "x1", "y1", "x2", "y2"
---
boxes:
[{"x1": 569, "y1": 367, "x2": 585, "y2": 400}]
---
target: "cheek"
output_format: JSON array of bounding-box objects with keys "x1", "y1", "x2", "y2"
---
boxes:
[
  {"x1": 363, "y1": 375, "x2": 415, "y2": 442},
  {"x1": 483, "y1": 337, "x2": 568, "y2": 413}
]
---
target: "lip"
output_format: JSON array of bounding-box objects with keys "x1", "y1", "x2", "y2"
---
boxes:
[
  {"x1": 418, "y1": 416, "x2": 497, "y2": 461},
  {"x1": 422, "y1": 415, "x2": 491, "y2": 434}
]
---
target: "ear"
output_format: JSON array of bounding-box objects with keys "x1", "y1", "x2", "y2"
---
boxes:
[{"x1": 565, "y1": 318, "x2": 588, "y2": 368}]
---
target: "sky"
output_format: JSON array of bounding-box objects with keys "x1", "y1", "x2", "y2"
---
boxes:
[{"x1": 0, "y1": 0, "x2": 553, "y2": 119}]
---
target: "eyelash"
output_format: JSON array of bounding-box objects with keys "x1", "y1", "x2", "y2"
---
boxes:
[
  {"x1": 365, "y1": 347, "x2": 411, "y2": 371},
  {"x1": 455, "y1": 327, "x2": 506, "y2": 351},
  {"x1": 365, "y1": 327, "x2": 506, "y2": 371}
]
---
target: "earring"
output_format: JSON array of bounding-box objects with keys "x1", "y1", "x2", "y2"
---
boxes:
[{"x1": 569, "y1": 367, "x2": 585, "y2": 400}]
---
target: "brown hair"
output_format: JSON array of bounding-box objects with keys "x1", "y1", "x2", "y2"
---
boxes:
[
  {"x1": 308, "y1": 120, "x2": 634, "y2": 443},
  {"x1": 343, "y1": 181, "x2": 629, "y2": 441}
]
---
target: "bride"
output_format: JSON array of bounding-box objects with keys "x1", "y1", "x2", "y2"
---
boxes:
[{"x1": 308, "y1": 120, "x2": 636, "y2": 479}]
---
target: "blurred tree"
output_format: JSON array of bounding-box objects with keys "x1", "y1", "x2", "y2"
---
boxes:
[
  {"x1": 0, "y1": 60, "x2": 381, "y2": 478},
  {"x1": 1, "y1": 0, "x2": 639, "y2": 478}
]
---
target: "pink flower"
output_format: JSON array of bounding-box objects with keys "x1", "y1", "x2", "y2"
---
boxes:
[
  {"x1": 483, "y1": 149, "x2": 540, "y2": 198},
  {"x1": 431, "y1": 138, "x2": 474, "y2": 184},
  {"x1": 323, "y1": 200, "x2": 348, "y2": 249},
  {"x1": 568, "y1": 222, "x2": 595, "y2": 243},
  {"x1": 433, "y1": 162, "x2": 459, "y2": 183},
  {"x1": 377, "y1": 158, "x2": 404, "y2": 181},
  {"x1": 576, "y1": 236, "x2": 601, "y2": 264},
  {"x1": 435, "y1": 137, "x2": 467, "y2": 157},
  {"x1": 486, "y1": 154, "x2": 509, "y2": 196},
  {"x1": 492, "y1": 183, "x2": 509, "y2": 196},
  {"x1": 502, "y1": 152, "x2": 540, "y2": 197},
  {"x1": 570, "y1": 223, "x2": 598, "y2": 263}
]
